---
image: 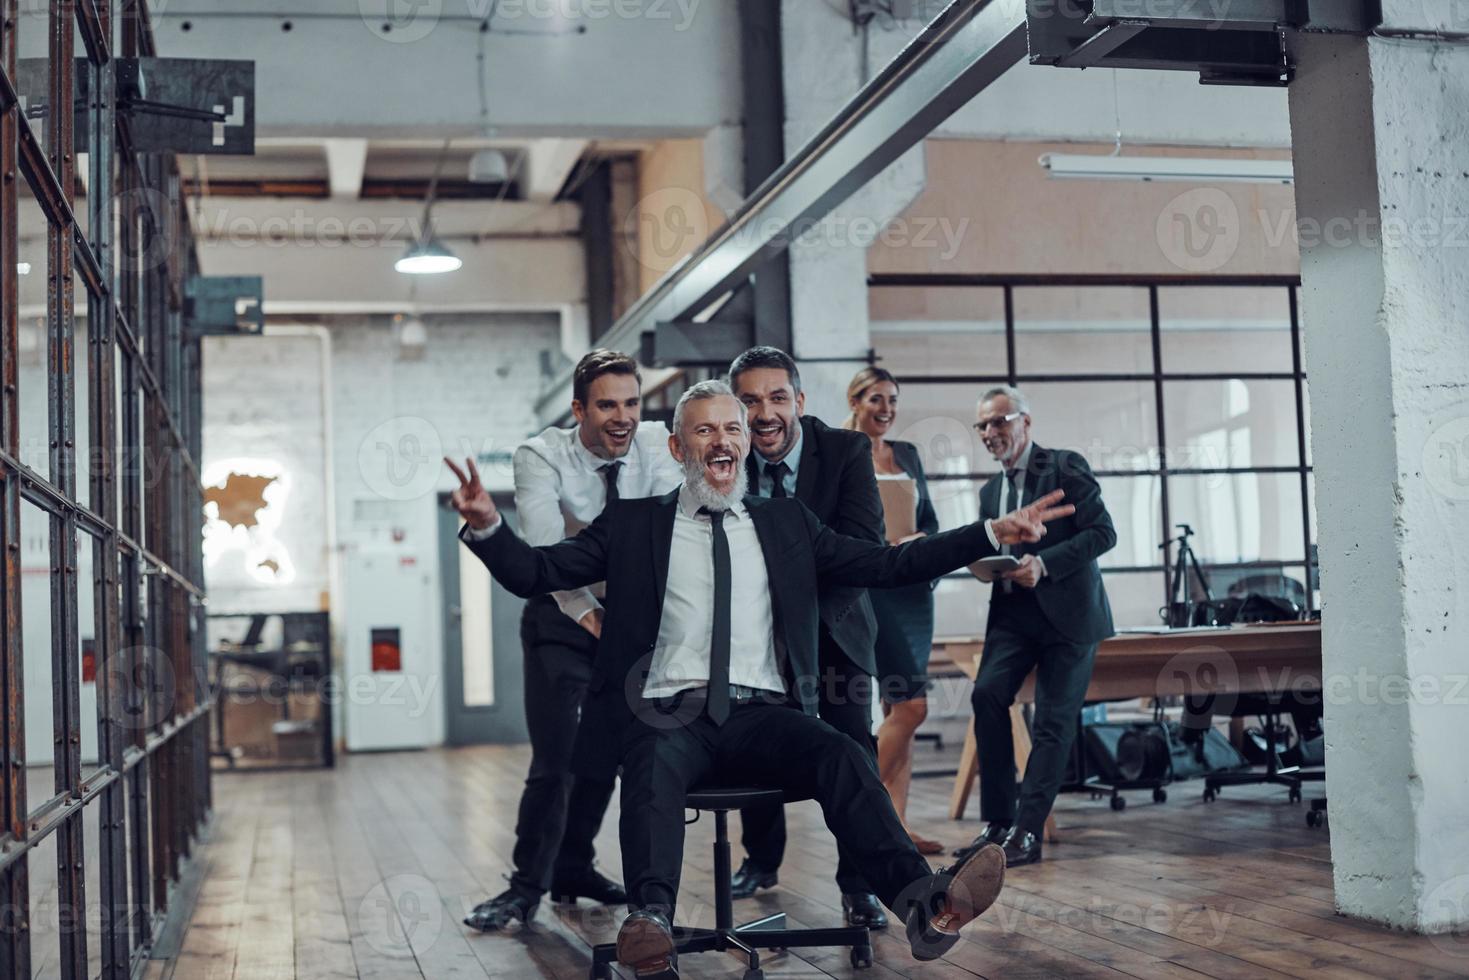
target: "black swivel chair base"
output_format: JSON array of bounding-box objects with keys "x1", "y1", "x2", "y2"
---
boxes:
[
  {"x1": 1201, "y1": 708, "x2": 1324, "y2": 804},
  {"x1": 588, "y1": 787, "x2": 873, "y2": 979}
]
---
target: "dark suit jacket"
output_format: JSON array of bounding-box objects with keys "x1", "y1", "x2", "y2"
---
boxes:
[
  {"x1": 979, "y1": 444, "x2": 1117, "y2": 645},
  {"x1": 746, "y1": 416, "x2": 883, "y2": 676},
  {"x1": 888, "y1": 440, "x2": 939, "y2": 538},
  {"x1": 462, "y1": 490, "x2": 998, "y2": 777}
]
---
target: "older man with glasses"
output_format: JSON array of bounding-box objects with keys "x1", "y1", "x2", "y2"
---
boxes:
[{"x1": 955, "y1": 386, "x2": 1118, "y2": 868}]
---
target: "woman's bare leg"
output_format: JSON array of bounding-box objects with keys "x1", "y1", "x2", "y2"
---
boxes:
[{"x1": 877, "y1": 698, "x2": 939, "y2": 852}]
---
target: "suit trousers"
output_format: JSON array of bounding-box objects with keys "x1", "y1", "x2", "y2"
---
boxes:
[
  {"x1": 970, "y1": 587, "x2": 1098, "y2": 836},
  {"x1": 507, "y1": 596, "x2": 617, "y2": 901},
  {"x1": 619, "y1": 694, "x2": 932, "y2": 920},
  {"x1": 738, "y1": 632, "x2": 876, "y2": 894}
]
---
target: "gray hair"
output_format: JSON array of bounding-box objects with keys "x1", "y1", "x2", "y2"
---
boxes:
[
  {"x1": 672, "y1": 379, "x2": 749, "y2": 438},
  {"x1": 979, "y1": 385, "x2": 1030, "y2": 417}
]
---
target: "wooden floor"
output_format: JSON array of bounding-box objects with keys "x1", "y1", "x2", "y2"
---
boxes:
[{"x1": 142, "y1": 740, "x2": 1468, "y2": 980}]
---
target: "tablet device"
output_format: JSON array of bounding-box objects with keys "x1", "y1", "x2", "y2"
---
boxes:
[{"x1": 968, "y1": 555, "x2": 1021, "y2": 583}]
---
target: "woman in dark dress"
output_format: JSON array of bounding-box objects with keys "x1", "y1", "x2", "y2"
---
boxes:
[{"x1": 844, "y1": 367, "x2": 943, "y2": 853}]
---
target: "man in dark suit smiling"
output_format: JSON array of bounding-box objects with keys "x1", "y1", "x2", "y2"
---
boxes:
[
  {"x1": 958, "y1": 385, "x2": 1117, "y2": 869},
  {"x1": 727, "y1": 346, "x2": 890, "y2": 927},
  {"x1": 447, "y1": 380, "x2": 1074, "y2": 977}
]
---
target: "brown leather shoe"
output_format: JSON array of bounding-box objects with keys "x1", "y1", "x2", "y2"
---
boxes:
[
  {"x1": 906, "y1": 842, "x2": 1006, "y2": 961},
  {"x1": 616, "y1": 908, "x2": 678, "y2": 978}
]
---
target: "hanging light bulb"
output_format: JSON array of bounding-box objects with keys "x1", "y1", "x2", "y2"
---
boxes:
[
  {"x1": 397, "y1": 138, "x2": 462, "y2": 276},
  {"x1": 395, "y1": 235, "x2": 462, "y2": 275}
]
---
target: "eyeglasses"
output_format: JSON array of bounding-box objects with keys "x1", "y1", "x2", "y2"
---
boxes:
[{"x1": 973, "y1": 412, "x2": 1023, "y2": 434}]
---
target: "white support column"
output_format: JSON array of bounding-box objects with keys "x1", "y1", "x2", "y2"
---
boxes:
[
  {"x1": 1288, "y1": 29, "x2": 1469, "y2": 933},
  {"x1": 781, "y1": 1, "x2": 926, "y2": 422}
]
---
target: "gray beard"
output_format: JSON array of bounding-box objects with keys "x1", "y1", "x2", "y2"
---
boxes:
[{"x1": 681, "y1": 454, "x2": 748, "y2": 512}]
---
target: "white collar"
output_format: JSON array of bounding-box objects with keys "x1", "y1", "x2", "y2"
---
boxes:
[
  {"x1": 571, "y1": 424, "x2": 636, "y2": 472},
  {"x1": 676, "y1": 484, "x2": 749, "y2": 522}
]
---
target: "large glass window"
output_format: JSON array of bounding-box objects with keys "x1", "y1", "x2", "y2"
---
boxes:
[{"x1": 871, "y1": 276, "x2": 1315, "y2": 630}]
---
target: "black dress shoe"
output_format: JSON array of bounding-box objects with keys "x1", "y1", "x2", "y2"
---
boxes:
[
  {"x1": 951, "y1": 821, "x2": 1011, "y2": 861},
  {"x1": 1000, "y1": 827, "x2": 1042, "y2": 867},
  {"x1": 463, "y1": 888, "x2": 538, "y2": 932},
  {"x1": 841, "y1": 892, "x2": 889, "y2": 929},
  {"x1": 549, "y1": 868, "x2": 629, "y2": 906},
  {"x1": 616, "y1": 908, "x2": 679, "y2": 978},
  {"x1": 730, "y1": 859, "x2": 778, "y2": 899},
  {"x1": 905, "y1": 842, "x2": 1006, "y2": 961}
]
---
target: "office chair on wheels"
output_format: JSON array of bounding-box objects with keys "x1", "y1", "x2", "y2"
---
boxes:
[
  {"x1": 1198, "y1": 693, "x2": 1324, "y2": 804},
  {"x1": 587, "y1": 786, "x2": 873, "y2": 979}
]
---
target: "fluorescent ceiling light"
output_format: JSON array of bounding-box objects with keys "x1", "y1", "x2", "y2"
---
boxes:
[
  {"x1": 395, "y1": 236, "x2": 462, "y2": 275},
  {"x1": 1039, "y1": 153, "x2": 1293, "y2": 185},
  {"x1": 17, "y1": 262, "x2": 31, "y2": 275}
]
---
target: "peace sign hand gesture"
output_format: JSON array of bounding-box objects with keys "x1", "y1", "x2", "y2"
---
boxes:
[
  {"x1": 990, "y1": 488, "x2": 1074, "y2": 545},
  {"x1": 445, "y1": 457, "x2": 498, "y2": 531}
]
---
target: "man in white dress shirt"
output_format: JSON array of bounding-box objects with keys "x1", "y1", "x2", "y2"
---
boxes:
[{"x1": 463, "y1": 350, "x2": 682, "y2": 932}]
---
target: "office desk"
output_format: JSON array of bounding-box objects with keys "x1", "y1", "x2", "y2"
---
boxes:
[{"x1": 933, "y1": 623, "x2": 1323, "y2": 830}]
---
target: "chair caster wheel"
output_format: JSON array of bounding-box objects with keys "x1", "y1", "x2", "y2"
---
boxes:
[
  {"x1": 850, "y1": 944, "x2": 873, "y2": 968},
  {"x1": 1110, "y1": 794, "x2": 1127, "y2": 812},
  {"x1": 1306, "y1": 810, "x2": 1322, "y2": 828},
  {"x1": 1289, "y1": 786, "x2": 1302, "y2": 803},
  {"x1": 1203, "y1": 787, "x2": 1217, "y2": 802},
  {"x1": 1153, "y1": 788, "x2": 1168, "y2": 804},
  {"x1": 744, "y1": 970, "x2": 765, "y2": 980}
]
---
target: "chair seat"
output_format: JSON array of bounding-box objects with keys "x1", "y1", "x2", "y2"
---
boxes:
[{"x1": 686, "y1": 786, "x2": 785, "y2": 810}]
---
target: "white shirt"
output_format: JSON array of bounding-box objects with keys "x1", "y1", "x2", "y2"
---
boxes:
[
  {"x1": 752, "y1": 422, "x2": 803, "y2": 498},
  {"x1": 642, "y1": 487, "x2": 786, "y2": 699},
  {"x1": 512, "y1": 420, "x2": 683, "y2": 624}
]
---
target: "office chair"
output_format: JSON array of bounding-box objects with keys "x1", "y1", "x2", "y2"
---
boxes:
[
  {"x1": 1198, "y1": 692, "x2": 1324, "y2": 803},
  {"x1": 587, "y1": 786, "x2": 873, "y2": 979}
]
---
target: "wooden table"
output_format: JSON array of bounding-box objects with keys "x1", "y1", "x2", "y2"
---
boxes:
[{"x1": 932, "y1": 623, "x2": 1323, "y2": 837}]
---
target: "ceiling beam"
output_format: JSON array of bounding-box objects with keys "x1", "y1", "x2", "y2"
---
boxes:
[
  {"x1": 524, "y1": 138, "x2": 590, "y2": 202},
  {"x1": 534, "y1": 0, "x2": 1029, "y2": 422},
  {"x1": 323, "y1": 137, "x2": 368, "y2": 198}
]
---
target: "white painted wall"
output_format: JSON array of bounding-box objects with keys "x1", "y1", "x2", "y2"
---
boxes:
[{"x1": 201, "y1": 312, "x2": 563, "y2": 751}]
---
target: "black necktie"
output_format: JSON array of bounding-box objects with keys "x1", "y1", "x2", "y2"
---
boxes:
[
  {"x1": 765, "y1": 461, "x2": 789, "y2": 499},
  {"x1": 701, "y1": 508, "x2": 732, "y2": 725},
  {"x1": 600, "y1": 462, "x2": 623, "y2": 508}
]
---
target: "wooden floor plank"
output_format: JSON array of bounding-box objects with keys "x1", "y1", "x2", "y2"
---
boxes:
[
  {"x1": 144, "y1": 745, "x2": 1466, "y2": 980},
  {"x1": 290, "y1": 775, "x2": 360, "y2": 980}
]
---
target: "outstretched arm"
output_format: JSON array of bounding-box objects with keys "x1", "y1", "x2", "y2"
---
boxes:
[
  {"x1": 447, "y1": 457, "x2": 611, "y2": 597},
  {"x1": 808, "y1": 489, "x2": 1075, "y2": 589}
]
